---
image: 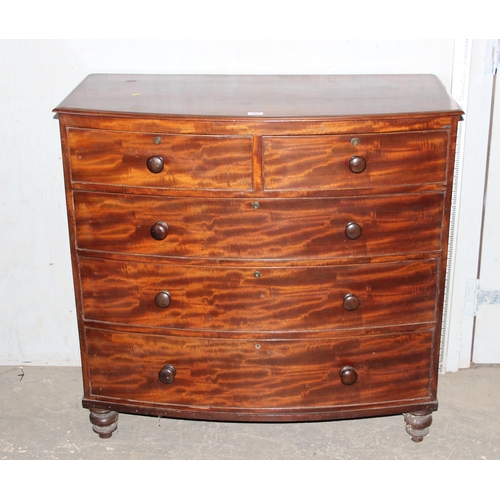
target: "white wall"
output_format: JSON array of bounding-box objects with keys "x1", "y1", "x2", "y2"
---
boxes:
[{"x1": 0, "y1": 39, "x2": 457, "y2": 366}]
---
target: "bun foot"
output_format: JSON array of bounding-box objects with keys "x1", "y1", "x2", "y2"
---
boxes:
[
  {"x1": 403, "y1": 411, "x2": 433, "y2": 442},
  {"x1": 89, "y1": 408, "x2": 119, "y2": 439}
]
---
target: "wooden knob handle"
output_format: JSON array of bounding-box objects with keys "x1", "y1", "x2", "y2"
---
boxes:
[
  {"x1": 154, "y1": 291, "x2": 171, "y2": 308},
  {"x1": 158, "y1": 364, "x2": 176, "y2": 384},
  {"x1": 339, "y1": 366, "x2": 358, "y2": 386},
  {"x1": 348, "y1": 156, "x2": 366, "y2": 173},
  {"x1": 345, "y1": 222, "x2": 362, "y2": 240},
  {"x1": 150, "y1": 221, "x2": 169, "y2": 240},
  {"x1": 343, "y1": 293, "x2": 360, "y2": 311},
  {"x1": 147, "y1": 155, "x2": 165, "y2": 173}
]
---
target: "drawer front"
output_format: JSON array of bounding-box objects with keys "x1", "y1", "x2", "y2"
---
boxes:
[
  {"x1": 74, "y1": 191, "x2": 445, "y2": 260},
  {"x1": 262, "y1": 130, "x2": 449, "y2": 191},
  {"x1": 67, "y1": 128, "x2": 253, "y2": 190},
  {"x1": 80, "y1": 257, "x2": 438, "y2": 331},
  {"x1": 86, "y1": 328, "x2": 432, "y2": 408}
]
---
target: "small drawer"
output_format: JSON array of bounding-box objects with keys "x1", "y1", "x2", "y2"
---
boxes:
[
  {"x1": 262, "y1": 130, "x2": 449, "y2": 191},
  {"x1": 79, "y1": 257, "x2": 438, "y2": 332},
  {"x1": 67, "y1": 128, "x2": 253, "y2": 190},
  {"x1": 73, "y1": 191, "x2": 445, "y2": 260},
  {"x1": 86, "y1": 328, "x2": 433, "y2": 409}
]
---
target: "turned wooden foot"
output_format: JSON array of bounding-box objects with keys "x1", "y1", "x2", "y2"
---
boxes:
[
  {"x1": 89, "y1": 408, "x2": 119, "y2": 438},
  {"x1": 403, "y1": 411, "x2": 433, "y2": 442}
]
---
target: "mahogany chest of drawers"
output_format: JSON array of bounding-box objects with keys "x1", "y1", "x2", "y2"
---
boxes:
[{"x1": 54, "y1": 74, "x2": 462, "y2": 441}]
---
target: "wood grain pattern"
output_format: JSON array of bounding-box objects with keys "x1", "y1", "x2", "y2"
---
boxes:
[
  {"x1": 263, "y1": 130, "x2": 449, "y2": 191},
  {"x1": 79, "y1": 257, "x2": 438, "y2": 332},
  {"x1": 61, "y1": 112, "x2": 459, "y2": 142},
  {"x1": 73, "y1": 190, "x2": 445, "y2": 260},
  {"x1": 85, "y1": 328, "x2": 433, "y2": 409},
  {"x1": 68, "y1": 128, "x2": 253, "y2": 190}
]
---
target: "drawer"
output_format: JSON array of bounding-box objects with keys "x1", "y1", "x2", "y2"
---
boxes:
[
  {"x1": 80, "y1": 257, "x2": 438, "y2": 331},
  {"x1": 73, "y1": 191, "x2": 445, "y2": 260},
  {"x1": 86, "y1": 328, "x2": 433, "y2": 409},
  {"x1": 67, "y1": 128, "x2": 253, "y2": 190},
  {"x1": 262, "y1": 130, "x2": 449, "y2": 191}
]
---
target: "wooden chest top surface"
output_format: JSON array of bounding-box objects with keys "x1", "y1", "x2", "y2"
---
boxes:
[{"x1": 54, "y1": 74, "x2": 463, "y2": 119}]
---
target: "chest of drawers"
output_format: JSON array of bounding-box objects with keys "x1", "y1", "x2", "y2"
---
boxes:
[{"x1": 54, "y1": 74, "x2": 462, "y2": 441}]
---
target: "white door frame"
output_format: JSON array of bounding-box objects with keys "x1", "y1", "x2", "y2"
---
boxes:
[{"x1": 442, "y1": 39, "x2": 498, "y2": 372}]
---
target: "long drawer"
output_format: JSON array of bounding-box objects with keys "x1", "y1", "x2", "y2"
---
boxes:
[
  {"x1": 79, "y1": 257, "x2": 439, "y2": 331},
  {"x1": 73, "y1": 191, "x2": 445, "y2": 260},
  {"x1": 85, "y1": 328, "x2": 433, "y2": 409},
  {"x1": 67, "y1": 128, "x2": 254, "y2": 190},
  {"x1": 262, "y1": 130, "x2": 449, "y2": 191}
]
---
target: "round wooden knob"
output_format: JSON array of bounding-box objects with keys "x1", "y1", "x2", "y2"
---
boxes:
[
  {"x1": 343, "y1": 293, "x2": 360, "y2": 311},
  {"x1": 339, "y1": 366, "x2": 358, "y2": 386},
  {"x1": 150, "y1": 221, "x2": 169, "y2": 240},
  {"x1": 348, "y1": 156, "x2": 366, "y2": 173},
  {"x1": 345, "y1": 222, "x2": 362, "y2": 240},
  {"x1": 158, "y1": 364, "x2": 176, "y2": 384},
  {"x1": 147, "y1": 155, "x2": 165, "y2": 173},
  {"x1": 154, "y1": 291, "x2": 171, "y2": 308}
]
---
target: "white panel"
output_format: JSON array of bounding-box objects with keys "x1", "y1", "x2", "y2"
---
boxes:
[
  {"x1": 477, "y1": 71, "x2": 500, "y2": 291},
  {"x1": 443, "y1": 40, "x2": 496, "y2": 371},
  {"x1": 473, "y1": 48, "x2": 500, "y2": 363},
  {"x1": 440, "y1": 39, "x2": 471, "y2": 373},
  {"x1": 474, "y1": 305, "x2": 500, "y2": 362}
]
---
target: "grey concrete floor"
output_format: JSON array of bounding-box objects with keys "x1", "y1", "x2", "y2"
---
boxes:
[{"x1": 1, "y1": 364, "x2": 499, "y2": 460}]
